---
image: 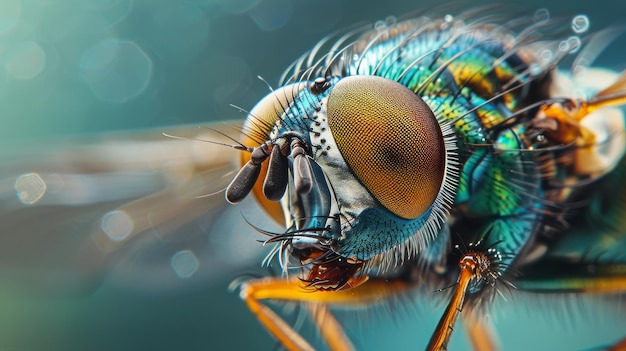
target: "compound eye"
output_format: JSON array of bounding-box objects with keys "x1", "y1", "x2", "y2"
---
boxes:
[{"x1": 327, "y1": 75, "x2": 445, "y2": 219}]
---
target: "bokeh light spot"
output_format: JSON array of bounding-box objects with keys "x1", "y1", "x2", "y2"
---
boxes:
[
  {"x1": 0, "y1": 0, "x2": 21, "y2": 34},
  {"x1": 221, "y1": 0, "x2": 261, "y2": 14},
  {"x1": 572, "y1": 15, "x2": 590, "y2": 34},
  {"x1": 170, "y1": 250, "x2": 199, "y2": 278},
  {"x1": 79, "y1": 38, "x2": 152, "y2": 103},
  {"x1": 14, "y1": 172, "x2": 46, "y2": 205},
  {"x1": 5, "y1": 41, "x2": 46, "y2": 80},
  {"x1": 534, "y1": 8, "x2": 550, "y2": 23},
  {"x1": 248, "y1": 0, "x2": 292, "y2": 31},
  {"x1": 566, "y1": 36, "x2": 582, "y2": 54},
  {"x1": 79, "y1": 0, "x2": 134, "y2": 26},
  {"x1": 212, "y1": 55, "x2": 251, "y2": 104},
  {"x1": 101, "y1": 210, "x2": 134, "y2": 242}
]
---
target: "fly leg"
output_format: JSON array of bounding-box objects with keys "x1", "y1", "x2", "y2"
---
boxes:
[
  {"x1": 238, "y1": 276, "x2": 415, "y2": 351},
  {"x1": 463, "y1": 313, "x2": 500, "y2": 351},
  {"x1": 240, "y1": 278, "x2": 316, "y2": 351},
  {"x1": 609, "y1": 337, "x2": 626, "y2": 351},
  {"x1": 308, "y1": 303, "x2": 354, "y2": 351},
  {"x1": 427, "y1": 251, "x2": 493, "y2": 351}
]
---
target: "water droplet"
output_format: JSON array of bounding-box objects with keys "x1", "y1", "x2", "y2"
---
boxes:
[
  {"x1": 171, "y1": 250, "x2": 199, "y2": 278},
  {"x1": 567, "y1": 36, "x2": 582, "y2": 54},
  {"x1": 559, "y1": 40, "x2": 570, "y2": 52},
  {"x1": 529, "y1": 62, "x2": 543, "y2": 76},
  {"x1": 101, "y1": 210, "x2": 134, "y2": 242},
  {"x1": 15, "y1": 173, "x2": 46, "y2": 205},
  {"x1": 539, "y1": 50, "x2": 553, "y2": 66},
  {"x1": 385, "y1": 16, "x2": 397, "y2": 26},
  {"x1": 374, "y1": 20, "x2": 386, "y2": 31},
  {"x1": 534, "y1": 8, "x2": 550, "y2": 23},
  {"x1": 572, "y1": 15, "x2": 589, "y2": 34},
  {"x1": 444, "y1": 14, "x2": 454, "y2": 23}
]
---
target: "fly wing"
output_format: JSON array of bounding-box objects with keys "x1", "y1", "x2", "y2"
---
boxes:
[{"x1": 0, "y1": 121, "x2": 273, "y2": 296}]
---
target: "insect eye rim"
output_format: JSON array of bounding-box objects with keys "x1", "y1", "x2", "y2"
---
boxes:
[{"x1": 326, "y1": 75, "x2": 447, "y2": 220}]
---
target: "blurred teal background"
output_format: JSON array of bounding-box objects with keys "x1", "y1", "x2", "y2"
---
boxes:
[
  {"x1": 1, "y1": 0, "x2": 625, "y2": 145},
  {"x1": 0, "y1": 0, "x2": 625, "y2": 350}
]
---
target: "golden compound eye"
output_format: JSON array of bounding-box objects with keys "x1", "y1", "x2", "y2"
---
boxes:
[{"x1": 327, "y1": 75, "x2": 445, "y2": 219}]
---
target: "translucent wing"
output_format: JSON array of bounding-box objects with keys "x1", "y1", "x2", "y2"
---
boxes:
[{"x1": 0, "y1": 122, "x2": 275, "y2": 296}]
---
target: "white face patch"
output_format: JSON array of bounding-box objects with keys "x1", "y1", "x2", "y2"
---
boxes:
[{"x1": 309, "y1": 98, "x2": 379, "y2": 229}]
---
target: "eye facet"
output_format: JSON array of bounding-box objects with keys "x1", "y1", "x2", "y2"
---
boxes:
[{"x1": 327, "y1": 75, "x2": 445, "y2": 219}]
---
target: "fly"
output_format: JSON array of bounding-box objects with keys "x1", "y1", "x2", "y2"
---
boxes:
[
  {"x1": 1, "y1": 6, "x2": 626, "y2": 351},
  {"x1": 222, "y1": 8, "x2": 626, "y2": 351}
]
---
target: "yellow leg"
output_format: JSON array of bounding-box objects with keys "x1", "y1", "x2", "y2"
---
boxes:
[
  {"x1": 243, "y1": 289, "x2": 315, "y2": 351},
  {"x1": 426, "y1": 265, "x2": 472, "y2": 350},
  {"x1": 308, "y1": 304, "x2": 355, "y2": 351},
  {"x1": 239, "y1": 276, "x2": 413, "y2": 351},
  {"x1": 463, "y1": 314, "x2": 500, "y2": 351},
  {"x1": 609, "y1": 336, "x2": 626, "y2": 351},
  {"x1": 426, "y1": 252, "x2": 490, "y2": 351}
]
